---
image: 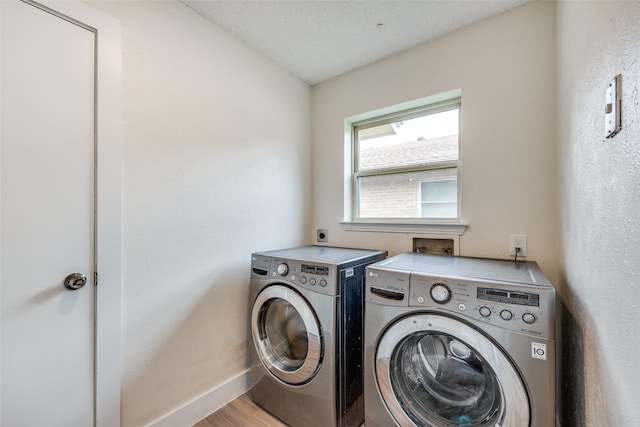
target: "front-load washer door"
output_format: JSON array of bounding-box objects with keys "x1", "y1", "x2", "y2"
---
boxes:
[
  {"x1": 252, "y1": 284, "x2": 323, "y2": 385},
  {"x1": 376, "y1": 314, "x2": 530, "y2": 427}
]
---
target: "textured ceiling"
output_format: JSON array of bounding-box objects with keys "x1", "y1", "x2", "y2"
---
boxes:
[{"x1": 181, "y1": 0, "x2": 532, "y2": 86}]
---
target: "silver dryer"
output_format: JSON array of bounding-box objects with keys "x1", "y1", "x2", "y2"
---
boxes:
[{"x1": 249, "y1": 245, "x2": 386, "y2": 427}]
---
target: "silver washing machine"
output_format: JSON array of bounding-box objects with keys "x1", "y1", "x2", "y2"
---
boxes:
[
  {"x1": 249, "y1": 245, "x2": 387, "y2": 427},
  {"x1": 364, "y1": 252, "x2": 556, "y2": 427}
]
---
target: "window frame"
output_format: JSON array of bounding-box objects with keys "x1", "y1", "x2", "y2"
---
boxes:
[{"x1": 351, "y1": 97, "x2": 461, "y2": 223}]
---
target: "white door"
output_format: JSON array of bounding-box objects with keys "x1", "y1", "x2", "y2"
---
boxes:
[{"x1": 1, "y1": 0, "x2": 96, "y2": 425}]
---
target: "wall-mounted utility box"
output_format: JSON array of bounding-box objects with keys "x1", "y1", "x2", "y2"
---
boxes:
[{"x1": 413, "y1": 237, "x2": 454, "y2": 255}]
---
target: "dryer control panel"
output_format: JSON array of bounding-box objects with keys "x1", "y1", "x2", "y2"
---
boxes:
[{"x1": 251, "y1": 255, "x2": 338, "y2": 296}]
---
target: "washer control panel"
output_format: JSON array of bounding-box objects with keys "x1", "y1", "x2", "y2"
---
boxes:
[
  {"x1": 409, "y1": 273, "x2": 554, "y2": 338},
  {"x1": 477, "y1": 287, "x2": 539, "y2": 306}
]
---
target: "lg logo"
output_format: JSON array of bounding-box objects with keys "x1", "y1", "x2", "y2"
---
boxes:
[{"x1": 531, "y1": 342, "x2": 547, "y2": 360}]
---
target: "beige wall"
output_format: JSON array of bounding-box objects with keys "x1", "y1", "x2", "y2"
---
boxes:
[
  {"x1": 557, "y1": 1, "x2": 640, "y2": 425},
  {"x1": 88, "y1": 1, "x2": 310, "y2": 425},
  {"x1": 311, "y1": 1, "x2": 559, "y2": 284}
]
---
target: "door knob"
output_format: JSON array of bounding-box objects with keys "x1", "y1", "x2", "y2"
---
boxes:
[{"x1": 64, "y1": 273, "x2": 87, "y2": 290}]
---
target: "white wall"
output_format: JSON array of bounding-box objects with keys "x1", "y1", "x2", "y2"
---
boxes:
[
  {"x1": 557, "y1": 1, "x2": 640, "y2": 425},
  {"x1": 311, "y1": 1, "x2": 559, "y2": 284},
  {"x1": 87, "y1": 1, "x2": 310, "y2": 425}
]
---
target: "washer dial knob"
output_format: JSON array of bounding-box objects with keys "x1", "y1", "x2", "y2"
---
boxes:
[
  {"x1": 479, "y1": 306, "x2": 492, "y2": 317},
  {"x1": 430, "y1": 283, "x2": 452, "y2": 304},
  {"x1": 276, "y1": 263, "x2": 289, "y2": 276},
  {"x1": 500, "y1": 310, "x2": 513, "y2": 321},
  {"x1": 522, "y1": 313, "x2": 537, "y2": 324}
]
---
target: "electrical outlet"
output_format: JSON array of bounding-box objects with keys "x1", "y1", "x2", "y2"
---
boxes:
[
  {"x1": 509, "y1": 234, "x2": 527, "y2": 257},
  {"x1": 317, "y1": 229, "x2": 328, "y2": 243}
]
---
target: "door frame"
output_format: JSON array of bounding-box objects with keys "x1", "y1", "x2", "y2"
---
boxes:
[{"x1": 13, "y1": 1, "x2": 123, "y2": 426}]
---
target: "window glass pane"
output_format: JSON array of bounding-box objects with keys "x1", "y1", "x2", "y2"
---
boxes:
[
  {"x1": 421, "y1": 179, "x2": 457, "y2": 218},
  {"x1": 357, "y1": 109, "x2": 458, "y2": 172},
  {"x1": 358, "y1": 168, "x2": 456, "y2": 219},
  {"x1": 420, "y1": 179, "x2": 456, "y2": 202},
  {"x1": 421, "y1": 202, "x2": 457, "y2": 218}
]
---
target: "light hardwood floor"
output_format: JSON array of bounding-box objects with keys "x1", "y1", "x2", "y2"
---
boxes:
[{"x1": 193, "y1": 393, "x2": 287, "y2": 427}]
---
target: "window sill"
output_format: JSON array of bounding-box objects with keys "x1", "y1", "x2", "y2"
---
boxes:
[{"x1": 340, "y1": 221, "x2": 467, "y2": 235}]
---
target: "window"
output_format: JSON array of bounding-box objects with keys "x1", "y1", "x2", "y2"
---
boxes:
[{"x1": 352, "y1": 98, "x2": 460, "y2": 221}]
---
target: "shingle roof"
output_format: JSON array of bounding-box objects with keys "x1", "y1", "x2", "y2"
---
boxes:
[{"x1": 359, "y1": 134, "x2": 458, "y2": 170}]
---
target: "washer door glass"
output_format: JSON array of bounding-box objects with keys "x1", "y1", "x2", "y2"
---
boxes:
[
  {"x1": 252, "y1": 285, "x2": 323, "y2": 385},
  {"x1": 376, "y1": 314, "x2": 529, "y2": 427}
]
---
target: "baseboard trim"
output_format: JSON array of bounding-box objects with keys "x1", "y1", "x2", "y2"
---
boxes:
[{"x1": 148, "y1": 369, "x2": 251, "y2": 427}]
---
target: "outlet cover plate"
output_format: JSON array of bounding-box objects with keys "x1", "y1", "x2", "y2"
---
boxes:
[
  {"x1": 509, "y1": 234, "x2": 527, "y2": 257},
  {"x1": 317, "y1": 229, "x2": 328, "y2": 242}
]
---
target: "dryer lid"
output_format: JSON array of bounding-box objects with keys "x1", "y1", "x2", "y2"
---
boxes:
[{"x1": 253, "y1": 245, "x2": 387, "y2": 267}]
